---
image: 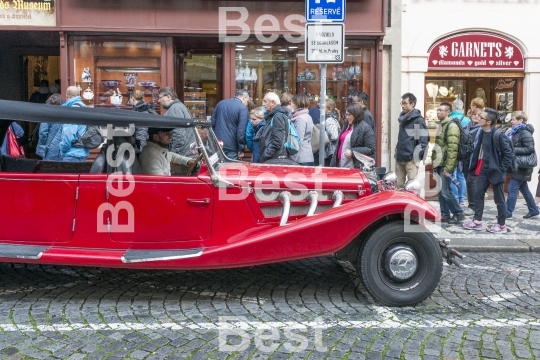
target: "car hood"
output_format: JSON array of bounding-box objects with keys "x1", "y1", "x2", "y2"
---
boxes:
[{"x1": 216, "y1": 162, "x2": 371, "y2": 195}]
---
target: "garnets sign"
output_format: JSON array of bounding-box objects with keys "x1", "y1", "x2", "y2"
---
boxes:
[{"x1": 428, "y1": 33, "x2": 524, "y2": 71}]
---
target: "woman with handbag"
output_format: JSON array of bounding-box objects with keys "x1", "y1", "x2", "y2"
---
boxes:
[
  {"x1": 330, "y1": 103, "x2": 375, "y2": 169},
  {"x1": 505, "y1": 111, "x2": 539, "y2": 219}
]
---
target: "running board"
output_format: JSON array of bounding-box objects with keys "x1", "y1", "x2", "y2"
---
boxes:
[
  {"x1": 121, "y1": 248, "x2": 203, "y2": 264},
  {"x1": 0, "y1": 244, "x2": 49, "y2": 260}
]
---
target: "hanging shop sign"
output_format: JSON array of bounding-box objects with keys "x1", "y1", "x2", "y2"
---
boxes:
[
  {"x1": 0, "y1": 0, "x2": 56, "y2": 27},
  {"x1": 428, "y1": 32, "x2": 524, "y2": 71}
]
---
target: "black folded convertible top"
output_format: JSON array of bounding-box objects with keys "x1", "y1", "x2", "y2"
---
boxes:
[{"x1": 0, "y1": 99, "x2": 210, "y2": 128}]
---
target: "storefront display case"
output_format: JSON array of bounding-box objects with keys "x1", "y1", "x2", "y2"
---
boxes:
[
  {"x1": 494, "y1": 79, "x2": 516, "y2": 124},
  {"x1": 296, "y1": 48, "x2": 371, "y2": 116},
  {"x1": 71, "y1": 38, "x2": 163, "y2": 110},
  {"x1": 424, "y1": 80, "x2": 466, "y2": 123},
  {"x1": 184, "y1": 91, "x2": 207, "y2": 120}
]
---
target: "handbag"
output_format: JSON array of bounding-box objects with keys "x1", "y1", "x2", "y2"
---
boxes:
[
  {"x1": 7, "y1": 127, "x2": 25, "y2": 158},
  {"x1": 311, "y1": 124, "x2": 330, "y2": 154},
  {"x1": 516, "y1": 152, "x2": 537, "y2": 169}
]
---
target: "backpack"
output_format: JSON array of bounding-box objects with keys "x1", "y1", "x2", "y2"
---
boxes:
[
  {"x1": 493, "y1": 129, "x2": 517, "y2": 173},
  {"x1": 443, "y1": 115, "x2": 473, "y2": 162},
  {"x1": 270, "y1": 114, "x2": 300, "y2": 156},
  {"x1": 71, "y1": 125, "x2": 104, "y2": 149}
]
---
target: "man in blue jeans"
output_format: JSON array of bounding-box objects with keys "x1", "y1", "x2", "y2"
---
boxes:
[
  {"x1": 431, "y1": 102, "x2": 464, "y2": 224},
  {"x1": 449, "y1": 99, "x2": 471, "y2": 206}
]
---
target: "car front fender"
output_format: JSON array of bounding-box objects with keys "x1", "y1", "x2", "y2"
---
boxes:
[{"x1": 168, "y1": 191, "x2": 440, "y2": 269}]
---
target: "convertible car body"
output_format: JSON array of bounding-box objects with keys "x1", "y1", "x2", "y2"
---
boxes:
[{"x1": 0, "y1": 99, "x2": 449, "y2": 306}]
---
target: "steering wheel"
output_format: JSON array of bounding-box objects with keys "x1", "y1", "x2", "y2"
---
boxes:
[{"x1": 186, "y1": 152, "x2": 204, "y2": 176}]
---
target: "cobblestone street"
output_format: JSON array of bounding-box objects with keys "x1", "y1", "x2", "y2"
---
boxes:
[{"x1": 0, "y1": 253, "x2": 539, "y2": 359}]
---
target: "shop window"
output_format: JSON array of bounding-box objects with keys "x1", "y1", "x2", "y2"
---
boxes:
[
  {"x1": 72, "y1": 39, "x2": 162, "y2": 110},
  {"x1": 297, "y1": 47, "x2": 371, "y2": 117},
  {"x1": 234, "y1": 44, "x2": 297, "y2": 106},
  {"x1": 183, "y1": 55, "x2": 221, "y2": 121},
  {"x1": 424, "y1": 80, "x2": 466, "y2": 123},
  {"x1": 234, "y1": 42, "x2": 371, "y2": 117},
  {"x1": 424, "y1": 77, "x2": 518, "y2": 126}
]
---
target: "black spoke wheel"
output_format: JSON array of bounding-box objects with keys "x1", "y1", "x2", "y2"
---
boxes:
[{"x1": 358, "y1": 221, "x2": 442, "y2": 307}]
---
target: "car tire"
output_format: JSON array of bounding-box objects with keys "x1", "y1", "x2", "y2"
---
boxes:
[
  {"x1": 263, "y1": 158, "x2": 299, "y2": 166},
  {"x1": 358, "y1": 220, "x2": 442, "y2": 307}
]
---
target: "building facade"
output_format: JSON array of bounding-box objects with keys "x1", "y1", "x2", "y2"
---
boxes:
[
  {"x1": 401, "y1": 0, "x2": 540, "y2": 193},
  {"x1": 0, "y1": 0, "x2": 390, "y2": 163}
]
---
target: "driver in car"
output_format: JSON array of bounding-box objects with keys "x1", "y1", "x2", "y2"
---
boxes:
[{"x1": 139, "y1": 127, "x2": 196, "y2": 176}]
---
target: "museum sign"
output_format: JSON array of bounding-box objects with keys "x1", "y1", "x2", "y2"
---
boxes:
[{"x1": 0, "y1": 0, "x2": 56, "y2": 27}]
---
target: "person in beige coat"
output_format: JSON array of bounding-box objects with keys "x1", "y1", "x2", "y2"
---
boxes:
[{"x1": 139, "y1": 127, "x2": 196, "y2": 176}]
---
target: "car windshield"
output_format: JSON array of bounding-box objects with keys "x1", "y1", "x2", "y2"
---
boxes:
[{"x1": 194, "y1": 126, "x2": 228, "y2": 170}]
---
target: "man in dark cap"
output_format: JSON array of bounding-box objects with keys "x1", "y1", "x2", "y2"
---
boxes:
[{"x1": 139, "y1": 127, "x2": 196, "y2": 175}]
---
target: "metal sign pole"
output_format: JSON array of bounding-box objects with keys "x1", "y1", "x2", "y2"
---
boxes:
[{"x1": 319, "y1": 63, "x2": 327, "y2": 167}]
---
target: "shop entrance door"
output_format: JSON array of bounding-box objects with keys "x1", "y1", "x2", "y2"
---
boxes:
[{"x1": 467, "y1": 79, "x2": 491, "y2": 109}]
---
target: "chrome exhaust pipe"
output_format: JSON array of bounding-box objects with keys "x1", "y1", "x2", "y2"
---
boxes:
[
  {"x1": 306, "y1": 191, "x2": 318, "y2": 217},
  {"x1": 278, "y1": 191, "x2": 292, "y2": 226},
  {"x1": 332, "y1": 190, "x2": 343, "y2": 208}
]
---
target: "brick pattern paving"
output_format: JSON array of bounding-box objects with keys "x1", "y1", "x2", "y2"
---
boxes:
[{"x1": 0, "y1": 253, "x2": 539, "y2": 358}]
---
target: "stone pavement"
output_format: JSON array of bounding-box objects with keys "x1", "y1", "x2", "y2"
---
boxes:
[
  {"x1": 426, "y1": 199, "x2": 540, "y2": 253},
  {"x1": 0, "y1": 253, "x2": 539, "y2": 359}
]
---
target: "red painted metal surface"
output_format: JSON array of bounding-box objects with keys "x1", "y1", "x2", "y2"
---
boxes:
[
  {"x1": 0, "y1": 174, "x2": 79, "y2": 243},
  {"x1": 0, "y1": 161, "x2": 438, "y2": 270}
]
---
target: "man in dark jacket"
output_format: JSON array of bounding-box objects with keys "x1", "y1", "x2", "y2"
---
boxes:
[
  {"x1": 158, "y1": 87, "x2": 196, "y2": 158},
  {"x1": 211, "y1": 90, "x2": 249, "y2": 160},
  {"x1": 260, "y1": 92, "x2": 289, "y2": 162},
  {"x1": 394, "y1": 93, "x2": 428, "y2": 188},
  {"x1": 463, "y1": 108, "x2": 482, "y2": 216},
  {"x1": 463, "y1": 108, "x2": 514, "y2": 233},
  {"x1": 353, "y1": 92, "x2": 375, "y2": 131}
]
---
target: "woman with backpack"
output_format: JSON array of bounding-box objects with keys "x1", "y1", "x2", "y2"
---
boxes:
[
  {"x1": 289, "y1": 94, "x2": 314, "y2": 166},
  {"x1": 330, "y1": 103, "x2": 375, "y2": 169},
  {"x1": 505, "y1": 111, "x2": 539, "y2": 219}
]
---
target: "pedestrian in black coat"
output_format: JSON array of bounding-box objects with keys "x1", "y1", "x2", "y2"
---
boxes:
[
  {"x1": 260, "y1": 93, "x2": 289, "y2": 162},
  {"x1": 504, "y1": 111, "x2": 538, "y2": 219}
]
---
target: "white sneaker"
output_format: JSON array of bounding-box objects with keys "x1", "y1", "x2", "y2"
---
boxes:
[{"x1": 463, "y1": 207, "x2": 475, "y2": 216}]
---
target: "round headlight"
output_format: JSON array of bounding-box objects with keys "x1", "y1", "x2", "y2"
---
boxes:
[
  {"x1": 404, "y1": 179, "x2": 421, "y2": 192},
  {"x1": 382, "y1": 171, "x2": 397, "y2": 187}
]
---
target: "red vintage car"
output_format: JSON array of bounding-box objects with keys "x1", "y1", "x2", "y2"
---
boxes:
[{"x1": 0, "y1": 99, "x2": 454, "y2": 307}]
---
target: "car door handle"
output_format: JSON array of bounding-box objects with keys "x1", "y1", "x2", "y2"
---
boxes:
[{"x1": 187, "y1": 198, "x2": 210, "y2": 204}]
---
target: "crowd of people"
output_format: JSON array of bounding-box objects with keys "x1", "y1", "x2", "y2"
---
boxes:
[
  {"x1": 427, "y1": 97, "x2": 539, "y2": 233},
  {"x1": 212, "y1": 89, "x2": 377, "y2": 170},
  {"x1": 3, "y1": 85, "x2": 539, "y2": 225}
]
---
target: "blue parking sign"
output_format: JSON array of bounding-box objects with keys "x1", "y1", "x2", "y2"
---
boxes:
[{"x1": 306, "y1": 0, "x2": 346, "y2": 22}]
